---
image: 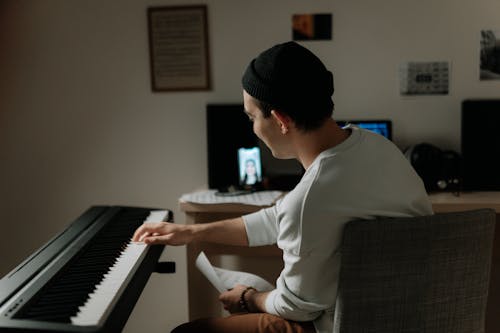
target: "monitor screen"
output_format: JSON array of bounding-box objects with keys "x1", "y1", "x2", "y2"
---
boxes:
[
  {"x1": 337, "y1": 120, "x2": 392, "y2": 140},
  {"x1": 206, "y1": 104, "x2": 303, "y2": 191},
  {"x1": 206, "y1": 104, "x2": 258, "y2": 189},
  {"x1": 461, "y1": 99, "x2": 500, "y2": 190}
]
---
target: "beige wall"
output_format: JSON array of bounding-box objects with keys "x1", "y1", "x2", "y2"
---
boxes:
[{"x1": 1, "y1": 0, "x2": 499, "y2": 331}]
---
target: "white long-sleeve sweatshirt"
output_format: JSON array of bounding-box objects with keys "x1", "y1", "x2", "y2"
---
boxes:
[{"x1": 242, "y1": 125, "x2": 433, "y2": 333}]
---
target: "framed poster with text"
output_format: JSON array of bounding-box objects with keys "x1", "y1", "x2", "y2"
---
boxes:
[{"x1": 148, "y1": 5, "x2": 211, "y2": 91}]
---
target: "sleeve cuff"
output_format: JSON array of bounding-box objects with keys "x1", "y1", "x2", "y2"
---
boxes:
[
  {"x1": 263, "y1": 276, "x2": 326, "y2": 322},
  {"x1": 264, "y1": 289, "x2": 280, "y2": 315}
]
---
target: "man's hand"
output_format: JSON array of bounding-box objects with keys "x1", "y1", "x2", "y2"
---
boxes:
[
  {"x1": 218, "y1": 284, "x2": 254, "y2": 314},
  {"x1": 132, "y1": 222, "x2": 195, "y2": 246},
  {"x1": 218, "y1": 284, "x2": 270, "y2": 314}
]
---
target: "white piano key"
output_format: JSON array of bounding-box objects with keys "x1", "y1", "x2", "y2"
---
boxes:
[{"x1": 71, "y1": 210, "x2": 168, "y2": 326}]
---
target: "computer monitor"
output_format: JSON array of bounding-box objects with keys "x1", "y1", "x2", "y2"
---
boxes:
[
  {"x1": 461, "y1": 99, "x2": 500, "y2": 190},
  {"x1": 337, "y1": 120, "x2": 392, "y2": 140},
  {"x1": 206, "y1": 104, "x2": 258, "y2": 190},
  {"x1": 206, "y1": 104, "x2": 303, "y2": 191}
]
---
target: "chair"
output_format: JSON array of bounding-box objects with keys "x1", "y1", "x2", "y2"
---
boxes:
[{"x1": 334, "y1": 209, "x2": 496, "y2": 333}]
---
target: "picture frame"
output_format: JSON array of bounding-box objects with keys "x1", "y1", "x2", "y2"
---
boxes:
[
  {"x1": 292, "y1": 13, "x2": 332, "y2": 41},
  {"x1": 148, "y1": 5, "x2": 211, "y2": 91}
]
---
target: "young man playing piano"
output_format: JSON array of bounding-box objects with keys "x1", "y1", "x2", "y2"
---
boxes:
[{"x1": 132, "y1": 41, "x2": 433, "y2": 333}]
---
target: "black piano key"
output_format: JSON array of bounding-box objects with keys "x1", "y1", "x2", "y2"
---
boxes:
[{"x1": 45, "y1": 281, "x2": 100, "y2": 293}]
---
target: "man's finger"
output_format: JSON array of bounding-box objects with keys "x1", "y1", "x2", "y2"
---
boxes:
[
  {"x1": 132, "y1": 222, "x2": 164, "y2": 241},
  {"x1": 143, "y1": 233, "x2": 175, "y2": 245},
  {"x1": 143, "y1": 234, "x2": 170, "y2": 245}
]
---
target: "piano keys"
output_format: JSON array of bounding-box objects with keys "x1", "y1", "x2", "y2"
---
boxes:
[{"x1": 0, "y1": 206, "x2": 173, "y2": 333}]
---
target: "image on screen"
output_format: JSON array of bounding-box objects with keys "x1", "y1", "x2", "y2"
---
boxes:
[
  {"x1": 238, "y1": 147, "x2": 262, "y2": 186},
  {"x1": 337, "y1": 120, "x2": 392, "y2": 140},
  {"x1": 355, "y1": 121, "x2": 391, "y2": 139}
]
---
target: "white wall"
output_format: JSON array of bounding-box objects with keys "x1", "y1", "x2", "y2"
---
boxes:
[{"x1": 1, "y1": 0, "x2": 499, "y2": 331}]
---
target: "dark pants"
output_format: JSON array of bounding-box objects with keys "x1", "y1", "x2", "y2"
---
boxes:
[{"x1": 171, "y1": 313, "x2": 316, "y2": 333}]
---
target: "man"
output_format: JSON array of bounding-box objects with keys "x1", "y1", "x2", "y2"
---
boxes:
[{"x1": 132, "y1": 41, "x2": 433, "y2": 333}]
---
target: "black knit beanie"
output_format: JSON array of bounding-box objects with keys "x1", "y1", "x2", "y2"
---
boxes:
[{"x1": 242, "y1": 41, "x2": 334, "y2": 111}]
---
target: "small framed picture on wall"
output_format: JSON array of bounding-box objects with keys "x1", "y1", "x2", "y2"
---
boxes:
[
  {"x1": 292, "y1": 13, "x2": 332, "y2": 41},
  {"x1": 480, "y1": 30, "x2": 500, "y2": 80}
]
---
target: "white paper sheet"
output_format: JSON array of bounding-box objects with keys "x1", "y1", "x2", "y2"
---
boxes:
[
  {"x1": 195, "y1": 251, "x2": 227, "y2": 293},
  {"x1": 195, "y1": 251, "x2": 275, "y2": 293}
]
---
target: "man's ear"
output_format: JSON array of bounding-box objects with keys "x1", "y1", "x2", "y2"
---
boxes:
[{"x1": 271, "y1": 110, "x2": 292, "y2": 134}]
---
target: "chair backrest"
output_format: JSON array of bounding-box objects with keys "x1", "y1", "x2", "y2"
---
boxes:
[{"x1": 334, "y1": 209, "x2": 496, "y2": 333}]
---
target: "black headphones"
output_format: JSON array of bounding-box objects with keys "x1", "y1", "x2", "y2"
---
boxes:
[{"x1": 404, "y1": 143, "x2": 462, "y2": 193}]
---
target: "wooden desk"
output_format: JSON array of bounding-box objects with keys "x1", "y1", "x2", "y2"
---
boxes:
[
  {"x1": 180, "y1": 201, "x2": 282, "y2": 320},
  {"x1": 180, "y1": 192, "x2": 500, "y2": 330}
]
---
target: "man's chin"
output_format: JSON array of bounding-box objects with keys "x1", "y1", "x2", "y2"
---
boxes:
[{"x1": 271, "y1": 151, "x2": 294, "y2": 160}]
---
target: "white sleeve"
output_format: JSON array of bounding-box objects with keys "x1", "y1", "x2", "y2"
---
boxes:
[
  {"x1": 242, "y1": 205, "x2": 279, "y2": 246},
  {"x1": 263, "y1": 249, "x2": 338, "y2": 322}
]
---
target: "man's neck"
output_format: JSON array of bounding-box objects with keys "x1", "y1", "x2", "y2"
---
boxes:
[{"x1": 294, "y1": 118, "x2": 350, "y2": 169}]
